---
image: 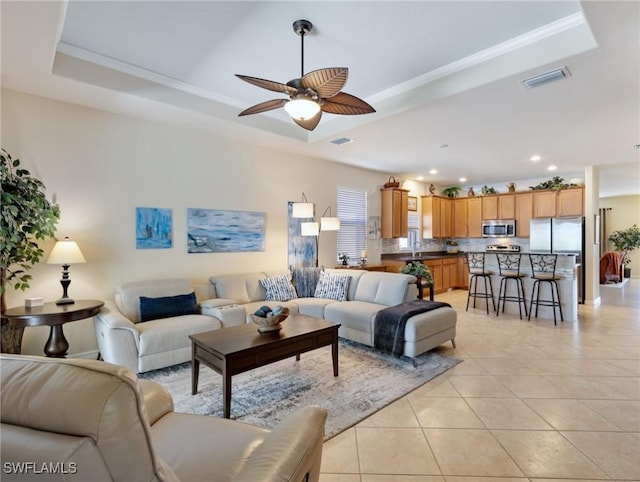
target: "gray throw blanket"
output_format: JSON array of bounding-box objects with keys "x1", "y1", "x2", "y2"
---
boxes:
[{"x1": 374, "y1": 300, "x2": 452, "y2": 357}]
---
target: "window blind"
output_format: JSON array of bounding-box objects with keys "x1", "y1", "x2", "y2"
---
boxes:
[{"x1": 337, "y1": 187, "x2": 367, "y2": 261}]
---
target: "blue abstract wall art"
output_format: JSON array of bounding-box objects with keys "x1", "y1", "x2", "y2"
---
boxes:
[
  {"x1": 287, "y1": 201, "x2": 316, "y2": 267},
  {"x1": 136, "y1": 207, "x2": 172, "y2": 249},
  {"x1": 187, "y1": 208, "x2": 265, "y2": 253}
]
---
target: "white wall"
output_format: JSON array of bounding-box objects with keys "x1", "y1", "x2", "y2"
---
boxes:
[{"x1": 1, "y1": 89, "x2": 388, "y2": 355}]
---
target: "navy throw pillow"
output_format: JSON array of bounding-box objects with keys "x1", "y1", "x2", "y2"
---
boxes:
[{"x1": 139, "y1": 292, "x2": 198, "y2": 322}]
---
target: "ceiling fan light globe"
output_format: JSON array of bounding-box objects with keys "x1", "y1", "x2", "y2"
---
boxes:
[{"x1": 284, "y1": 98, "x2": 320, "y2": 120}]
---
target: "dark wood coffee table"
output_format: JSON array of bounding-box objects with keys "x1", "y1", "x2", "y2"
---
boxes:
[{"x1": 189, "y1": 314, "x2": 340, "y2": 418}]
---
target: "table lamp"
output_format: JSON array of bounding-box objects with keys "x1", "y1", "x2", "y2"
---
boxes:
[{"x1": 46, "y1": 237, "x2": 86, "y2": 305}]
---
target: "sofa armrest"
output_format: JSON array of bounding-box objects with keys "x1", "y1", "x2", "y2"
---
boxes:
[
  {"x1": 94, "y1": 301, "x2": 141, "y2": 373},
  {"x1": 234, "y1": 405, "x2": 327, "y2": 482},
  {"x1": 139, "y1": 380, "x2": 174, "y2": 426}
]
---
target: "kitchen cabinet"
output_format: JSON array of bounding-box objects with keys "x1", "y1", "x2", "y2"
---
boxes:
[
  {"x1": 557, "y1": 188, "x2": 584, "y2": 217},
  {"x1": 442, "y1": 257, "x2": 458, "y2": 291},
  {"x1": 423, "y1": 259, "x2": 443, "y2": 293},
  {"x1": 533, "y1": 190, "x2": 557, "y2": 218},
  {"x1": 482, "y1": 195, "x2": 498, "y2": 220},
  {"x1": 421, "y1": 196, "x2": 453, "y2": 239},
  {"x1": 468, "y1": 197, "x2": 483, "y2": 238},
  {"x1": 381, "y1": 188, "x2": 409, "y2": 238},
  {"x1": 515, "y1": 192, "x2": 533, "y2": 237},
  {"x1": 453, "y1": 198, "x2": 468, "y2": 237},
  {"x1": 457, "y1": 256, "x2": 469, "y2": 289},
  {"x1": 484, "y1": 194, "x2": 515, "y2": 219},
  {"x1": 533, "y1": 188, "x2": 584, "y2": 219},
  {"x1": 499, "y1": 194, "x2": 515, "y2": 219}
]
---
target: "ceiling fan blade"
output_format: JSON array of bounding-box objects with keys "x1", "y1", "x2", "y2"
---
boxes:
[
  {"x1": 292, "y1": 111, "x2": 322, "y2": 131},
  {"x1": 301, "y1": 68, "x2": 348, "y2": 98},
  {"x1": 321, "y1": 92, "x2": 376, "y2": 115},
  {"x1": 238, "y1": 98, "x2": 288, "y2": 116},
  {"x1": 236, "y1": 74, "x2": 298, "y2": 96}
]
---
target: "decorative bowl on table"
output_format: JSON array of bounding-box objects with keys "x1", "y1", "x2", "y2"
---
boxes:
[{"x1": 251, "y1": 305, "x2": 289, "y2": 333}]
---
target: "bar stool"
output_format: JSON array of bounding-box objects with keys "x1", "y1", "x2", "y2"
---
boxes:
[
  {"x1": 496, "y1": 253, "x2": 528, "y2": 320},
  {"x1": 528, "y1": 254, "x2": 564, "y2": 325},
  {"x1": 466, "y1": 252, "x2": 496, "y2": 314}
]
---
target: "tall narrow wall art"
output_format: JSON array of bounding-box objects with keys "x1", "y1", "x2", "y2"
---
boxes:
[{"x1": 287, "y1": 201, "x2": 316, "y2": 267}]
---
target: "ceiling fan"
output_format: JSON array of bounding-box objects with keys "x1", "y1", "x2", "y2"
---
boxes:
[{"x1": 236, "y1": 19, "x2": 375, "y2": 131}]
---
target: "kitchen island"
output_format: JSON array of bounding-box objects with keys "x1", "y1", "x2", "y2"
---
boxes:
[
  {"x1": 483, "y1": 252, "x2": 579, "y2": 322},
  {"x1": 381, "y1": 251, "x2": 579, "y2": 322}
]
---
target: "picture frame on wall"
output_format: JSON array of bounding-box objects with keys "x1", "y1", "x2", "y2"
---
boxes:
[
  {"x1": 408, "y1": 196, "x2": 418, "y2": 211},
  {"x1": 136, "y1": 207, "x2": 172, "y2": 249}
]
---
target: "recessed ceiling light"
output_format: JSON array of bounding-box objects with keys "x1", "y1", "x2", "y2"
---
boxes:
[
  {"x1": 429, "y1": 169, "x2": 438, "y2": 175},
  {"x1": 530, "y1": 155, "x2": 541, "y2": 162},
  {"x1": 416, "y1": 176, "x2": 424, "y2": 181},
  {"x1": 547, "y1": 165, "x2": 558, "y2": 171},
  {"x1": 459, "y1": 177, "x2": 467, "y2": 183}
]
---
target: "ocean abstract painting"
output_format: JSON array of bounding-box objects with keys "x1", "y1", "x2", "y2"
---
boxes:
[
  {"x1": 187, "y1": 208, "x2": 265, "y2": 253},
  {"x1": 287, "y1": 201, "x2": 316, "y2": 267},
  {"x1": 136, "y1": 207, "x2": 172, "y2": 249}
]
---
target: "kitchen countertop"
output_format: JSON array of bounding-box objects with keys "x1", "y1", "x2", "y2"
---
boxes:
[{"x1": 381, "y1": 252, "x2": 465, "y2": 262}]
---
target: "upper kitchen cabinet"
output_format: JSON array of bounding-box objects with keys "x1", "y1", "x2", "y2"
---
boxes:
[
  {"x1": 381, "y1": 187, "x2": 409, "y2": 238},
  {"x1": 515, "y1": 192, "x2": 533, "y2": 237},
  {"x1": 481, "y1": 194, "x2": 514, "y2": 220},
  {"x1": 557, "y1": 188, "x2": 584, "y2": 217},
  {"x1": 533, "y1": 190, "x2": 558, "y2": 218},
  {"x1": 421, "y1": 195, "x2": 453, "y2": 238},
  {"x1": 468, "y1": 197, "x2": 483, "y2": 238},
  {"x1": 453, "y1": 198, "x2": 468, "y2": 238},
  {"x1": 533, "y1": 188, "x2": 584, "y2": 218}
]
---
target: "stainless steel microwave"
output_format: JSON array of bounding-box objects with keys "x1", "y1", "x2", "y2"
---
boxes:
[{"x1": 482, "y1": 219, "x2": 516, "y2": 237}]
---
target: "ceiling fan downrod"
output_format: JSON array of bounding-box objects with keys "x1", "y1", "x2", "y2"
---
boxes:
[{"x1": 292, "y1": 19, "x2": 312, "y2": 79}]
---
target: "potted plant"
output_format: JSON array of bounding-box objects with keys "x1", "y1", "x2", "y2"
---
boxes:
[
  {"x1": 401, "y1": 261, "x2": 433, "y2": 300},
  {"x1": 1, "y1": 149, "x2": 60, "y2": 353},
  {"x1": 442, "y1": 186, "x2": 461, "y2": 198},
  {"x1": 529, "y1": 176, "x2": 580, "y2": 191},
  {"x1": 338, "y1": 252, "x2": 350, "y2": 266},
  {"x1": 480, "y1": 185, "x2": 497, "y2": 195},
  {"x1": 608, "y1": 224, "x2": 640, "y2": 278}
]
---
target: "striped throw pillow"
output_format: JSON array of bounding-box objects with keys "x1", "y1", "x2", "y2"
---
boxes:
[
  {"x1": 314, "y1": 272, "x2": 351, "y2": 301},
  {"x1": 260, "y1": 275, "x2": 298, "y2": 302}
]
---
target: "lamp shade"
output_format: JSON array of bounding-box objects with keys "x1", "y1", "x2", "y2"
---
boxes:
[
  {"x1": 321, "y1": 216, "x2": 341, "y2": 231},
  {"x1": 46, "y1": 237, "x2": 86, "y2": 265},
  {"x1": 292, "y1": 202, "x2": 314, "y2": 218},
  {"x1": 284, "y1": 98, "x2": 321, "y2": 120},
  {"x1": 301, "y1": 222, "x2": 320, "y2": 236}
]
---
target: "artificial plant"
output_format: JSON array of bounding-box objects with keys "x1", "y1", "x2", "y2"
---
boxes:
[
  {"x1": 401, "y1": 261, "x2": 433, "y2": 300},
  {"x1": 442, "y1": 186, "x2": 461, "y2": 198},
  {"x1": 1, "y1": 148, "x2": 60, "y2": 353},
  {"x1": 608, "y1": 224, "x2": 640, "y2": 267}
]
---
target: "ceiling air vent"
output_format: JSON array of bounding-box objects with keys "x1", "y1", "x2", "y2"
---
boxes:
[
  {"x1": 330, "y1": 137, "x2": 353, "y2": 146},
  {"x1": 521, "y1": 66, "x2": 571, "y2": 89}
]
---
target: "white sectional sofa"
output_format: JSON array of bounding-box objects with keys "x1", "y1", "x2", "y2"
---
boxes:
[{"x1": 95, "y1": 269, "x2": 456, "y2": 373}]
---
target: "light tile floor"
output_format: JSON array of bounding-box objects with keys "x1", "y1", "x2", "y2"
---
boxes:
[{"x1": 320, "y1": 279, "x2": 640, "y2": 482}]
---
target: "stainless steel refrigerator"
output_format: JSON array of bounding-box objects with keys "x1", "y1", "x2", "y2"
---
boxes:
[{"x1": 529, "y1": 217, "x2": 585, "y2": 303}]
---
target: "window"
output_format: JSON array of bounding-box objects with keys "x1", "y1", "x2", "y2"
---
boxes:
[{"x1": 337, "y1": 187, "x2": 367, "y2": 262}]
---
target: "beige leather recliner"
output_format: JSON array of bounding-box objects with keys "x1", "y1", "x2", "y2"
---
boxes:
[{"x1": 0, "y1": 354, "x2": 327, "y2": 482}]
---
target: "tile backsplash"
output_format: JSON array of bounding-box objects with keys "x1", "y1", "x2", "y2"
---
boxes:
[{"x1": 382, "y1": 237, "x2": 530, "y2": 254}]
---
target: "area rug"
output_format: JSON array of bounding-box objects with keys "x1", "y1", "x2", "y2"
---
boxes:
[{"x1": 140, "y1": 339, "x2": 460, "y2": 440}]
